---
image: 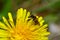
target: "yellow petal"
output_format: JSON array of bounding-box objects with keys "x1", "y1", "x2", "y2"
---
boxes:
[
  {"x1": 8, "y1": 12, "x2": 14, "y2": 28},
  {"x1": 40, "y1": 24, "x2": 48, "y2": 30},
  {"x1": 0, "y1": 38, "x2": 9, "y2": 40},
  {"x1": 23, "y1": 9, "x2": 27, "y2": 22},
  {"x1": 0, "y1": 22, "x2": 8, "y2": 30},
  {"x1": 16, "y1": 8, "x2": 23, "y2": 26},
  {"x1": 2, "y1": 16, "x2": 11, "y2": 29},
  {"x1": 0, "y1": 29, "x2": 10, "y2": 37},
  {"x1": 25, "y1": 12, "x2": 30, "y2": 21},
  {"x1": 38, "y1": 17, "x2": 43, "y2": 22},
  {"x1": 16, "y1": 8, "x2": 23, "y2": 21},
  {"x1": 40, "y1": 20, "x2": 44, "y2": 26}
]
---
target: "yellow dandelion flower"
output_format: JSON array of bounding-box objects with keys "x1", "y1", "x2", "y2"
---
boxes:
[{"x1": 0, "y1": 8, "x2": 50, "y2": 40}]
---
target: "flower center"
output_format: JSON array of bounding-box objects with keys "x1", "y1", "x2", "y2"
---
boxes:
[{"x1": 10, "y1": 28, "x2": 23, "y2": 40}]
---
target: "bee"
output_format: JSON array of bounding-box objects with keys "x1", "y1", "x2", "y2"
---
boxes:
[{"x1": 29, "y1": 15, "x2": 39, "y2": 25}]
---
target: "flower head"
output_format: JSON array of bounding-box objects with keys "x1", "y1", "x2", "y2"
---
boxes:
[{"x1": 0, "y1": 8, "x2": 50, "y2": 40}]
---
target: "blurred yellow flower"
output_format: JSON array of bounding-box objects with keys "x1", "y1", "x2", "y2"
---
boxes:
[{"x1": 0, "y1": 8, "x2": 50, "y2": 40}]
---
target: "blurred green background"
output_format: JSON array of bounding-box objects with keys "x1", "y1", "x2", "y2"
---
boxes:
[{"x1": 0, "y1": 0, "x2": 60, "y2": 40}]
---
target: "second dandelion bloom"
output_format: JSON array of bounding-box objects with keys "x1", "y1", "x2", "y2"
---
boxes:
[{"x1": 0, "y1": 8, "x2": 50, "y2": 40}]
